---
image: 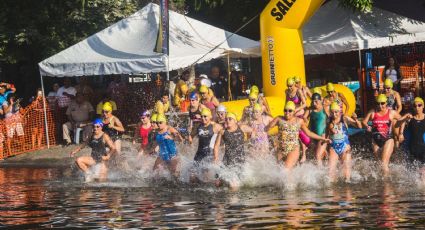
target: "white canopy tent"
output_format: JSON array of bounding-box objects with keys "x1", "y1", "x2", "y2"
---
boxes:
[
  {"x1": 302, "y1": 0, "x2": 425, "y2": 55},
  {"x1": 38, "y1": 3, "x2": 260, "y2": 77}
]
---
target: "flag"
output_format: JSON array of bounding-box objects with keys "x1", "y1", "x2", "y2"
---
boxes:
[{"x1": 155, "y1": 0, "x2": 169, "y2": 55}]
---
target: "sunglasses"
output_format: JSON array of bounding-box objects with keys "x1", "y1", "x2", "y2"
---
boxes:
[
  {"x1": 217, "y1": 112, "x2": 226, "y2": 116},
  {"x1": 103, "y1": 110, "x2": 110, "y2": 114},
  {"x1": 249, "y1": 99, "x2": 256, "y2": 102},
  {"x1": 284, "y1": 109, "x2": 294, "y2": 113},
  {"x1": 200, "y1": 92, "x2": 207, "y2": 95},
  {"x1": 379, "y1": 102, "x2": 387, "y2": 105},
  {"x1": 288, "y1": 84, "x2": 295, "y2": 87},
  {"x1": 327, "y1": 91, "x2": 335, "y2": 94},
  {"x1": 384, "y1": 87, "x2": 391, "y2": 90},
  {"x1": 190, "y1": 99, "x2": 197, "y2": 101},
  {"x1": 201, "y1": 115, "x2": 209, "y2": 118},
  {"x1": 94, "y1": 125, "x2": 102, "y2": 128},
  {"x1": 414, "y1": 104, "x2": 423, "y2": 108},
  {"x1": 331, "y1": 110, "x2": 340, "y2": 113},
  {"x1": 225, "y1": 117, "x2": 234, "y2": 121}
]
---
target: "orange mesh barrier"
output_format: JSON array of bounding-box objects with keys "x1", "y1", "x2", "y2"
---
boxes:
[{"x1": 0, "y1": 98, "x2": 56, "y2": 160}]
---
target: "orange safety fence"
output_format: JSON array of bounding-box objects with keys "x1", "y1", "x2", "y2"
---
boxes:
[{"x1": 0, "y1": 98, "x2": 56, "y2": 160}]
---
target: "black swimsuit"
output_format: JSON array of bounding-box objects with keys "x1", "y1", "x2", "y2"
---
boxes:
[
  {"x1": 222, "y1": 127, "x2": 245, "y2": 167},
  {"x1": 89, "y1": 134, "x2": 107, "y2": 163},
  {"x1": 194, "y1": 124, "x2": 214, "y2": 163},
  {"x1": 407, "y1": 118, "x2": 425, "y2": 163}
]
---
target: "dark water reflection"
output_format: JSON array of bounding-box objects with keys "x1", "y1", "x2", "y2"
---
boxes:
[{"x1": 1, "y1": 167, "x2": 425, "y2": 228}]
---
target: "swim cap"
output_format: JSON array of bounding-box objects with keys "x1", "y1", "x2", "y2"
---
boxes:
[
  {"x1": 181, "y1": 84, "x2": 189, "y2": 94},
  {"x1": 201, "y1": 108, "x2": 212, "y2": 117},
  {"x1": 251, "y1": 85, "x2": 259, "y2": 94},
  {"x1": 330, "y1": 102, "x2": 341, "y2": 111},
  {"x1": 414, "y1": 97, "x2": 424, "y2": 104},
  {"x1": 384, "y1": 78, "x2": 393, "y2": 88},
  {"x1": 189, "y1": 92, "x2": 198, "y2": 100},
  {"x1": 102, "y1": 102, "x2": 113, "y2": 112},
  {"x1": 93, "y1": 118, "x2": 104, "y2": 127},
  {"x1": 226, "y1": 112, "x2": 237, "y2": 121},
  {"x1": 199, "y1": 85, "x2": 208, "y2": 93},
  {"x1": 287, "y1": 78, "x2": 295, "y2": 86},
  {"x1": 312, "y1": 93, "x2": 322, "y2": 101},
  {"x1": 285, "y1": 101, "x2": 296, "y2": 111},
  {"x1": 293, "y1": 76, "x2": 301, "y2": 83},
  {"x1": 254, "y1": 103, "x2": 262, "y2": 112},
  {"x1": 151, "y1": 113, "x2": 158, "y2": 122},
  {"x1": 377, "y1": 94, "x2": 388, "y2": 103},
  {"x1": 156, "y1": 114, "x2": 167, "y2": 123},
  {"x1": 249, "y1": 91, "x2": 258, "y2": 99},
  {"x1": 199, "y1": 74, "x2": 208, "y2": 79},
  {"x1": 313, "y1": 87, "x2": 322, "y2": 95},
  {"x1": 326, "y1": 83, "x2": 335, "y2": 92},
  {"x1": 217, "y1": 104, "x2": 227, "y2": 112},
  {"x1": 140, "y1": 110, "x2": 151, "y2": 117}
]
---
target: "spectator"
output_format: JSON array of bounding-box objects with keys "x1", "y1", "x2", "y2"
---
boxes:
[
  {"x1": 384, "y1": 56, "x2": 403, "y2": 91},
  {"x1": 62, "y1": 93, "x2": 94, "y2": 146},
  {"x1": 0, "y1": 83, "x2": 16, "y2": 106},
  {"x1": 2, "y1": 93, "x2": 24, "y2": 154},
  {"x1": 29, "y1": 89, "x2": 45, "y2": 149},
  {"x1": 153, "y1": 93, "x2": 170, "y2": 115},
  {"x1": 173, "y1": 70, "x2": 190, "y2": 106},
  {"x1": 96, "y1": 94, "x2": 117, "y2": 117},
  {"x1": 209, "y1": 66, "x2": 227, "y2": 100},
  {"x1": 57, "y1": 78, "x2": 76, "y2": 109},
  {"x1": 47, "y1": 83, "x2": 60, "y2": 109},
  {"x1": 230, "y1": 71, "x2": 243, "y2": 100},
  {"x1": 75, "y1": 76, "x2": 94, "y2": 100}
]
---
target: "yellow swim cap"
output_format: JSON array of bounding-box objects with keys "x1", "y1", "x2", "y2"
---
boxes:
[
  {"x1": 253, "y1": 103, "x2": 262, "y2": 112},
  {"x1": 156, "y1": 114, "x2": 167, "y2": 123},
  {"x1": 313, "y1": 87, "x2": 322, "y2": 95},
  {"x1": 251, "y1": 85, "x2": 259, "y2": 94},
  {"x1": 199, "y1": 85, "x2": 208, "y2": 93},
  {"x1": 330, "y1": 102, "x2": 341, "y2": 111},
  {"x1": 201, "y1": 108, "x2": 212, "y2": 117},
  {"x1": 377, "y1": 94, "x2": 388, "y2": 103},
  {"x1": 414, "y1": 97, "x2": 424, "y2": 104},
  {"x1": 326, "y1": 83, "x2": 335, "y2": 92},
  {"x1": 287, "y1": 78, "x2": 295, "y2": 86},
  {"x1": 384, "y1": 78, "x2": 393, "y2": 88},
  {"x1": 181, "y1": 84, "x2": 189, "y2": 94},
  {"x1": 102, "y1": 102, "x2": 113, "y2": 112},
  {"x1": 226, "y1": 112, "x2": 237, "y2": 121},
  {"x1": 249, "y1": 91, "x2": 258, "y2": 99},
  {"x1": 293, "y1": 76, "x2": 301, "y2": 83},
  {"x1": 284, "y1": 101, "x2": 296, "y2": 111},
  {"x1": 151, "y1": 113, "x2": 158, "y2": 122}
]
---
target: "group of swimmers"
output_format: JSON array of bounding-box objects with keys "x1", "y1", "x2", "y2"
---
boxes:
[{"x1": 70, "y1": 76, "x2": 425, "y2": 187}]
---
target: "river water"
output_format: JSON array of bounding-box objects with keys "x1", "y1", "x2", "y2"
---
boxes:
[{"x1": 1, "y1": 145, "x2": 425, "y2": 228}]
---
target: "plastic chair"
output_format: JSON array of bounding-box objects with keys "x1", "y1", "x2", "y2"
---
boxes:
[{"x1": 74, "y1": 127, "x2": 83, "y2": 144}]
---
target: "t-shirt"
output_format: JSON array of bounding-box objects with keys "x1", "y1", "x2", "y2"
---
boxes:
[
  {"x1": 66, "y1": 100, "x2": 94, "y2": 122},
  {"x1": 0, "y1": 91, "x2": 12, "y2": 105},
  {"x1": 96, "y1": 101, "x2": 117, "y2": 115},
  {"x1": 2, "y1": 100, "x2": 19, "y2": 118},
  {"x1": 153, "y1": 100, "x2": 170, "y2": 114},
  {"x1": 57, "y1": 86, "x2": 76, "y2": 108}
]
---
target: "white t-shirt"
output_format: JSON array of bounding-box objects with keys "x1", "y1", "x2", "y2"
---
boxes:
[
  {"x1": 57, "y1": 86, "x2": 76, "y2": 97},
  {"x1": 385, "y1": 69, "x2": 398, "y2": 83}
]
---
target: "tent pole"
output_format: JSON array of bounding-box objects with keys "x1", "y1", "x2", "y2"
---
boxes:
[
  {"x1": 39, "y1": 72, "x2": 50, "y2": 149},
  {"x1": 227, "y1": 53, "x2": 232, "y2": 101}
]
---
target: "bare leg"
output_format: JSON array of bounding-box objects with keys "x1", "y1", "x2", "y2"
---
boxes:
[
  {"x1": 372, "y1": 141, "x2": 380, "y2": 159},
  {"x1": 114, "y1": 140, "x2": 122, "y2": 154},
  {"x1": 381, "y1": 139, "x2": 395, "y2": 178},
  {"x1": 315, "y1": 140, "x2": 328, "y2": 167},
  {"x1": 6, "y1": 139, "x2": 12, "y2": 156},
  {"x1": 98, "y1": 161, "x2": 108, "y2": 182},
  {"x1": 284, "y1": 148, "x2": 300, "y2": 171},
  {"x1": 76, "y1": 156, "x2": 96, "y2": 173},
  {"x1": 341, "y1": 147, "x2": 352, "y2": 182},
  {"x1": 37, "y1": 128, "x2": 44, "y2": 148},
  {"x1": 328, "y1": 149, "x2": 339, "y2": 183},
  {"x1": 31, "y1": 128, "x2": 37, "y2": 149},
  {"x1": 300, "y1": 143, "x2": 307, "y2": 163},
  {"x1": 153, "y1": 157, "x2": 164, "y2": 172},
  {"x1": 168, "y1": 157, "x2": 181, "y2": 178}
]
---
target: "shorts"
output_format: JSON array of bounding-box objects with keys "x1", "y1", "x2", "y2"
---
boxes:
[{"x1": 6, "y1": 123, "x2": 24, "y2": 138}]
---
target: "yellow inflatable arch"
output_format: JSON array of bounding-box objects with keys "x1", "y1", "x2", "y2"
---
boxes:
[{"x1": 223, "y1": 0, "x2": 356, "y2": 118}]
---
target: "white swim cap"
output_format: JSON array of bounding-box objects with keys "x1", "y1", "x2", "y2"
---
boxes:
[
  {"x1": 200, "y1": 78, "x2": 212, "y2": 88},
  {"x1": 217, "y1": 104, "x2": 227, "y2": 112}
]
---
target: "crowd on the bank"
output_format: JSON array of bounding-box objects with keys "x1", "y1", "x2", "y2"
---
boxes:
[{"x1": 67, "y1": 57, "x2": 425, "y2": 189}]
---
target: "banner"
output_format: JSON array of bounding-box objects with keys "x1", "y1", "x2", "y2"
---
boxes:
[{"x1": 155, "y1": 0, "x2": 170, "y2": 55}]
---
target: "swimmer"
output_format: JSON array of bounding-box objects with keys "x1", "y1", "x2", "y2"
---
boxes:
[
  {"x1": 199, "y1": 85, "x2": 219, "y2": 120},
  {"x1": 101, "y1": 102, "x2": 125, "y2": 154},
  {"x1": 153, "y1": 93, "x2": 170, "y2": 114},
  {"x1": 266, "y1": 101, "x2": 330, "y2": 171},
  {"x1": 380, "y1": 78, "x2": 403, "y2": 148},
  {"x1": 250, "y1": 85, "x2": 271, "y2": 115},
  {"x1": 188, "y1": 92, "x2": 206, "y2": 135},
  {"x1": 70, "y1": 119, "x2": 116, "y2": 182},
  {"x1": 216, "y1": 104, "x2": 227, "y2": 127},
  {"x1": 133, "y1": 110, "x2": 155, "y2": 156},
  {"x1": 324, "y1": 83, "x2": 350, "y2": 115},
  {"x1": 189, "y1": 108, "x2": 223, "y2": 182},
  {"x1": 362, "y1": 94, "x2": 403, "y2": 177},
  {"x1": 304, "y1": 93, "x2": 329, "y2": 166},
  {"x1": 247, "y1": 103, "x2": 273, "y2": 155},
  {"x1": 241, "y1": 91, "x2": 266, "y2": 124},
  {"x1": 294, "y1": 76, "x2": 312, "y2": 99},
  {"x1": 327, "y1": 102, "x2": 362, "y2": 182},
  {"x1": 153, "y1": 114, "x2": 184, "y2": 177}
]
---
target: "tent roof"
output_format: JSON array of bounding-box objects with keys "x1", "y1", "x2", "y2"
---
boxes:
[
  {"x1": 303, "y1": 1, "x2": 425, "y2": 55},
  {"x1": 39, "y1": 3, "x2": 259, "y2": 77}
]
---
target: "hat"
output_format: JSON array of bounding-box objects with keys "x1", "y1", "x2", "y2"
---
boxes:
[
  {"x1": 189, "y1": 92, "x2": 198, "y2": 100},
  {"x1": 384, "y1": 78, "x2": 393, "y2": 88},
  {"x1": 199, "y1": 85, "x2": 208, "y2": 93},
  {"x1": 249, "y1": 91, "x2": 258, "y2": 99},
  {"x1": 293, "y1": 76, "x2": 301, "y2": 83},
  {"x1": 414, "y1": 97, "x2": 424, "y2": 104},
  {"x1": 102, "y1": 102, "x2": 113, "y2": 112},
  {"x1": 313, "y1": 87, "x2": 322, "y2": 95},
  {"x1": 287, "y1": 78, "x2": 295, "y2": 86},
  {"x1": 156, "y1": 114, "x2": 167, "y2": 123},
  {"x1": 326, "y1": 83, "x2": 335, "y2": 92},
  {"x1": 285, "y1": 101, "x2": 296, "y2": 111},
  {"x1": 151, "y1": 113, "x2": 158, "y2": 122},
  {"x1": 199, "y1": 74, "x2": 208, "y2": 79},
  {"x1": 201, "y1": 108, "x2": 212, "y2": 117},
  {"x1": 226, "y1": 112, "x2": 237, "y2": 121},
  {"x1": 140, "y1": 110, "x2": 151, "y2": 117},
  {"x1": 93, "y1": 118, "x2": 104, "y2": 127},
  {"x1": 312, "y1": 93, "x2": 322, "y2": 101},
  {"x1": 330, "y1": 102, "x2": 341, "y2": 111},
  {"x1": 251, "y1": 85, "x2": 259, "y2": 94},
  {"x1": 217, "y1": 104, "x2": 227, "y2": 112},
  {"x1": 377, "y1": 94, "x2": 388, "y2": 103},
  {"x1": 253, "y1": 103, "x2": 262, "y2": 112}
]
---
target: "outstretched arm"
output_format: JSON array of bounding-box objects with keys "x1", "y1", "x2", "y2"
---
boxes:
[
  {"x1": 300, "y1": 119, "x2": 329, "y2": 142},
  {"x1": 265, "y1": 117, "x2": 279, "y2": 132}
]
